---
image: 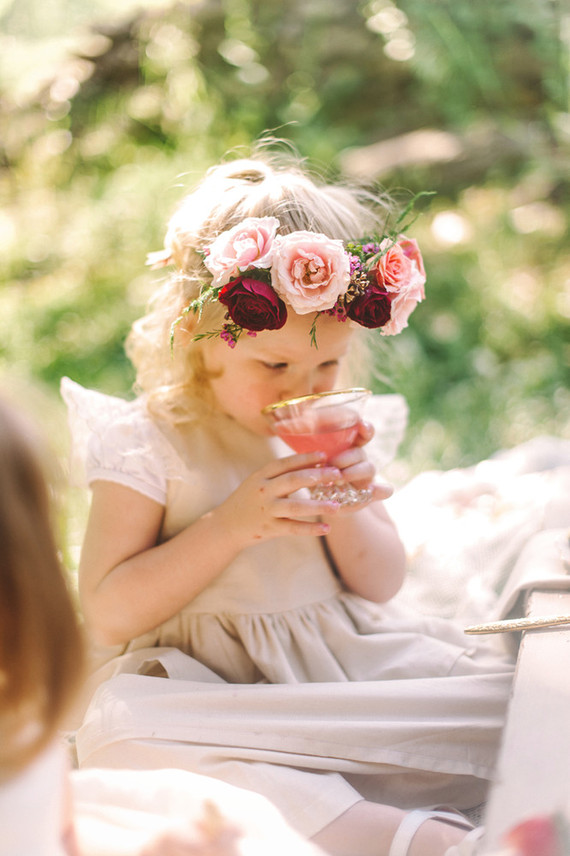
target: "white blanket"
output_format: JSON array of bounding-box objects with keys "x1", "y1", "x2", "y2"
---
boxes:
[{"x1": 386, "y1": 436, "x2": 570, "y2": 625}]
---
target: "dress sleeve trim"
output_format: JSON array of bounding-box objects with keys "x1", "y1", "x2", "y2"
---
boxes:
[{"x1": 87, "y1": 469, "x2": 167, "y2": 505}]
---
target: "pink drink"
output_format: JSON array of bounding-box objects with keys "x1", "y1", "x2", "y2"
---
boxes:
[
  {"x1": 263, "y1": 390, "x2": 372, "y2": 506},
  {"x1": 275, "y1": 413, "x2": 359, "y2": 460}
]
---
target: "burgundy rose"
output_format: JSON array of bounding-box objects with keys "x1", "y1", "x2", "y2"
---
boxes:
[
  {"x1": 218, "y1": 277, "x2": 287, "y2": 332},
  {"x1": 346, "y1": 275, "x2": 392, "y2": 329}
]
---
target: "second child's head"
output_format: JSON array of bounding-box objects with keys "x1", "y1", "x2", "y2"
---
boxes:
[{"x1": 128, "y1": 149, "x2": 425, "y2": 431}]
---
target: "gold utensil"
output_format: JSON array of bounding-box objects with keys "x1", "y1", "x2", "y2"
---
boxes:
[{"x1": 465, "y1": 614, "x2": 570, "y2": 635}]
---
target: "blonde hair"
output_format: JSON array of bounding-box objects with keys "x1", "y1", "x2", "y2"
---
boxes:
[
  {"x1": 127, "y1": 148, "x2": 392, "y2": 421},
  {"x1": 0, "y1": 398, "x2": 84, "y2": 780}
]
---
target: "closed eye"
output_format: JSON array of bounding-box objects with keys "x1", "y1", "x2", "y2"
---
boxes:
[
  {"x1": 261, "y1": 358, "x2": 339, "y2": 371},
  {"x1": 262, "y1": 361, "x2": 289, "y2": 371}
]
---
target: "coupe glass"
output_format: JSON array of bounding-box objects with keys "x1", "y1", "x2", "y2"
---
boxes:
[{"x1": 262, "y1": 388, "x2": 373, "y2": 506}]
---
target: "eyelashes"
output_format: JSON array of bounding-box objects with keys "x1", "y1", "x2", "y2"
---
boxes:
[
  {"x1": 262, "y1": 362, "x2": 288, "y2": 371},
  {"x1": 262, "y1": 360, "x2": 339, "y2": 372}
]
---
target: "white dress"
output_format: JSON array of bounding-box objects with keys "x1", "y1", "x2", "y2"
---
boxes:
[{"x1": 62, "y1": 378, "x2": 515, "y2": 838}]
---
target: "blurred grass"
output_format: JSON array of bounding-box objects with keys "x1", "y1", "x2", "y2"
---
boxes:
[{"x1": 0, "y1": 0, "x2": 568, "y2": 552}]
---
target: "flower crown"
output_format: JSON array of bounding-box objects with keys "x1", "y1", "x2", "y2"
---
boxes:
[{"x1": 150, "y1": 203, "x2": 427, "y2": 349}]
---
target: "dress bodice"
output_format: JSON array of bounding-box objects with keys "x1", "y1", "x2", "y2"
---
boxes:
[{"x1": 157, "y1": 414, "x2": 343, "y2": 616}]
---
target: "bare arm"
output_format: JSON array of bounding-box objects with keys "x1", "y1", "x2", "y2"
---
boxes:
[
  {"x1": 321, "y1": 421, "x2": 407, "y2": 603},
  {"x1": 79, "y1": 452, "x2": 344, "y2": 646},
  {"x1": 323, "y1": 502, "x2": 406, "y2": 603}
]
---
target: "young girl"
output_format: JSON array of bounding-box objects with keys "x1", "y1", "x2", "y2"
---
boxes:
[
  {"x1": 0, "y1": 393, "x2": 327, "y2": 856},
  {"x1": 62, "y1": 152, "x2": 515, "y2": 856}
]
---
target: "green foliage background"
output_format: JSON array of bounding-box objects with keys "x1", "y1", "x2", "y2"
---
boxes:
[{"x1": 1, "y1": 0, "x2": 569, "y2": 496}]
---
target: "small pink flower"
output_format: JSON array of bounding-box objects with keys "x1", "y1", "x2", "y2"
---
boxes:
[
  {"x1": 271, "y1": 231, "x2": 350, "y2": 314},
  {"x1": 204, "y1": 217, "x2": 279, "y2": 286}
]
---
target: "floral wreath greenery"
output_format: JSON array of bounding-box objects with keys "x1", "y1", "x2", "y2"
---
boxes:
[{"x1": 146, "y1": 193, "x2": 432, "y2": 349}]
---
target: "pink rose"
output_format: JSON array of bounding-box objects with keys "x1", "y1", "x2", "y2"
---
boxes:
[
  {"x1": 271, "y1": 231, "x2": 350, "y2": 314},
  {"x1": 397, "y1": 235, "x2": 426, "y2": 278},
  {"x1": 374, "y1": 238, "x2": 426, "y2": 299},
  {"x1": 381, "y1": 272, "x2": 425, "y2": 335},
  {"x1": 371, "y1": 237, "x2": 426, "y2": 335},
  {"x1": 374, "y1": 241, "x2": 414, "y2": 293},
  {"x1": 204, "y1": 217, "x2": 279, "y2": 286}
]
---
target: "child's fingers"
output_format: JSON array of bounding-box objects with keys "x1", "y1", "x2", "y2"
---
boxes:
[
  {"x1": 370, "y1": 481, "x2": 394, "y2": 501},
  {"x1": 340, "y1": 460, "x2": 376, "y2": 487},
  {"x1": 271, "y1": 465, "x2": 343, "y2": 498},
  {"x1": 273, "y1": 494, "x2": 340, "y2": 520},
  {"x1": 353, "y1": 419, "x2": 374, "y2": 447},
  {"x1": 328, "y1": 446, "x2": 373, "y2": 484},
  {"x1": 330, "y1": 445, "x2": 366, "y2": 468},
  {"x1": 262, "y1": 450, "x2": 328, "y2": 477},
  {"x1": 272, "y1": 505, "x2": 337, "y2": 536},
  {"x1": 326, "y1": 444, "x2": 394, "y2": 495}
]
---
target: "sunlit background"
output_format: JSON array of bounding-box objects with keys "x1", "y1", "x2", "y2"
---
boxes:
[{"x1": 1, "y1": 0, "x2": 568, "y2": 500}]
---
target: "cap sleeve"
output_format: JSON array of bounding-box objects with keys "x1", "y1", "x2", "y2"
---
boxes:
[{"x1": 61, "y1": 378, "x2": 179, "y2": 505}]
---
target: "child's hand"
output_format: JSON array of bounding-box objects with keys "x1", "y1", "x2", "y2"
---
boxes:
[
  {"x1": 216, "y1": 451, "x2": 344, "y2": 545},
  {"x1": 327, "y1": 420, "x2": 393, "y2": 509}
]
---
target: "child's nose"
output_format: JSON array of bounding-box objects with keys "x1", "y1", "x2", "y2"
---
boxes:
[{"x1": 279, "y1": 374, "x2": 318, "y2": 401}]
